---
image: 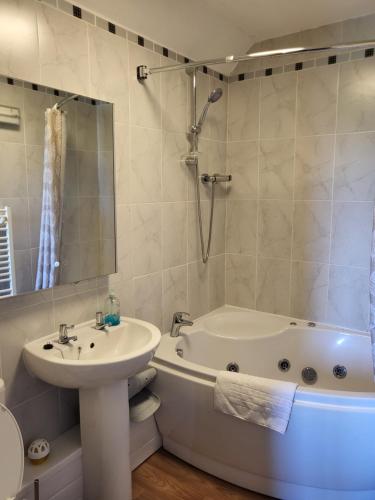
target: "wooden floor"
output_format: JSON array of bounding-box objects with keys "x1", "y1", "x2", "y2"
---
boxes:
[{"x1": 133, "y1": 449, "x2": 273, "y2": 500}]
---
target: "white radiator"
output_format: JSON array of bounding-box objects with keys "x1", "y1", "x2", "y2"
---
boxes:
[{"x1": 0, "y1": 206, "x2": 16, "y2": 297}]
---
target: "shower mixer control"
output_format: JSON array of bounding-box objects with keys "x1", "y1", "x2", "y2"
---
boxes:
[{"x1": 201, "y1": 173, "x2": 232, "y2": 184}]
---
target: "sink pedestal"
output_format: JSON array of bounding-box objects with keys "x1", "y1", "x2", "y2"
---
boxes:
[{"x1": 79, "y1": 379, "x2": 131, "y2": 500}]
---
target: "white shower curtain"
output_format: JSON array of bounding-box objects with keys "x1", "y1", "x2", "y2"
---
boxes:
[
  {"x1": 369, "y1": 208, "x2": 375, "y2": 379},
  {"x1": 35, "y1": 107, "x2": 66, "y2": 290}
]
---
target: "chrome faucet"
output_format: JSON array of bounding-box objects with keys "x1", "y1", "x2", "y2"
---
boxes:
[
  {"x1": 93, "y1": 311, "x2": 110, "y2": 331},
  {"x1": 58, "y1": 324, "x2": 77, "y2": 344},
  {"x1": 170, "y1": 312, "x2": 193, "y2": 337}
]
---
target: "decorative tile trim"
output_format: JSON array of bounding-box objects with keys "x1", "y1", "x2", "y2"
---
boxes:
[
  {"x1": 0, "y1": 73, "x2": 109, "y2": 107},
  {"x1": 229, "y1": 47, "x2": 375, "y2": 84},
  {"x1": 40, "y1": 0, "x2": 228, "y2": 82}
]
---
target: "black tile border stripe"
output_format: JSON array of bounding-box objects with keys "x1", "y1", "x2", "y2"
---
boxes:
[
  {"x1": 108, "y1": 22, "x2": 116, "y2": 34},
  {"x1": 72, "y1": 5, "x2": 81, "y2": 18},
  {"x1": 328, "y1": 55, "x2": 337, "y2": 65},
  {"x1": 0, "y1": 73, "x2": 111, "y2": 106}
]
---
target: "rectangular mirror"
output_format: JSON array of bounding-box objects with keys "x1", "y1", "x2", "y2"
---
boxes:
[{"x1": 0, "y1": 75, "x2": 116, "y2": 298}]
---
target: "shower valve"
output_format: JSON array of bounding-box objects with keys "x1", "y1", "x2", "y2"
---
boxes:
[{"x1": 201, "y1": 173, "x2": 232, "y2": 184}]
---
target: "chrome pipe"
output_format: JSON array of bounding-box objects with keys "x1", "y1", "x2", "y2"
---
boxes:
[
  {"x1": 137, "y1": 40, "x2": 375, "y2": 80},
  {"x1": 54, "y1": 94, "x2": 79, "y2": 110}
]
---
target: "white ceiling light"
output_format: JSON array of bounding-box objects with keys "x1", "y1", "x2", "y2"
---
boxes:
[{"x1": 248, "y1": 47, "x2": 306, "y2": 57}]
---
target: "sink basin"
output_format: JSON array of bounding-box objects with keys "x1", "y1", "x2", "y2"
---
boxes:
[
  {"x1": 23, "y1": 317, "x2": 161, "y2": 388},
  {"x1": 23, "y1": 316, "x2": 161, "y2": 500}
]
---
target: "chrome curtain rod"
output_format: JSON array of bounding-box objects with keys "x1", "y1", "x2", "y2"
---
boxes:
[
  {"x1": 137, "y1": 40, "x2": 375, "y2": 80},
  {"x1": 54, "y1": 94, "x2": 79, "y2": 110}
]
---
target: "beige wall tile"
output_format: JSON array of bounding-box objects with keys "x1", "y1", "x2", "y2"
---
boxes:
[
  {"x1": 291, "y1": 261, "x2": 329, "y2": 322},
  {"x1": 297, "y1": 65, "x2": 338, "y2": 136},
  {"x1": 88, "y1": 25, "x2": 129, "y2": 124},
  {"x1": 259, "y1": 139, "x2": 294, "y2": 199},
  {"x1": 256, "y1": 257, "x2": 291, "y2": 315},
  {"x1": 334, "y1": 132, "x2": 375, "y2": 201},
  {"x1": 228, "y1": 79, "x2": 260, "y2": 141},
  {"x1": 129, "y1": 43, "x2": 161, "y2": 129},
  {"x1": 130, "y1": 126, "x2": 162, "y2": 202},
  {"x1": 226, "y1": 200, "x2": 257, "y2": 255},
  {"x1": 208, "y1": 254, "x2": 225, "y2": 310},
  {"x1": 327, "y1": 265, "x2": 369, "y2": 331},
  {"x1": 292, "y1": 201, "x2": 331, "y2": 263},
  {"x1": 260, "y1": 72, "x2": 297, "y2": 139},
  {"x1": 226, "y1": 254, "x2": 256, "y2": 308},
  {"x1": 295, "y1": 135, "x2": 334, "y2": 200},
  {"x1": 331, "y1": 201, "x2": 373, "y2": 268},
  {"x1": 133, "y1": 272, "x2": 162, "y2": 330},
  {"x1": 337, "y1": 58, "x2": 375, "y2": 133},
  {"x1": 227, "y1": 140, "x2": 259, "y2": 200},
  {"x1": 0, "y1": 0, "x2": 40, "y2": 82},
  {"x1": 162, "y1": 265, "x2": 188, "y2": 333},
  {"x1": 162, "y1": 202, "x2": 187, "y2": 268},
  {"x1": 37, "y1": 4, "x2": 90, "y2": 94},
  {"x1": 131, "y1": 203, "x2": 162, "y2": 276},
  {"x1": 188, "y1": 260, "x2": 209, "y2": 319},
  {"x1": 258, "y1": 200, "x2": 293, "y2": 259}
]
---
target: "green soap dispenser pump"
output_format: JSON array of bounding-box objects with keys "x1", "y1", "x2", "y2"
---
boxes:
[{"x1": 104, "y1": 292, "x2": 120, "y2": 326}]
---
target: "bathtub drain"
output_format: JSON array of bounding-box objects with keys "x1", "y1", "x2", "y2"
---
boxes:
[{"x1": 226, "y1": 362, "x2": 239, "y2": 373}]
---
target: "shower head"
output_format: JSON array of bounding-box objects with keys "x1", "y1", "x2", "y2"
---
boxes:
[
  {"x1": 195, "y1": 87, "x2": 223, "y2": 133},
  {"x1": 208, "y1": 88, "x2": 223, "y2": 103}
]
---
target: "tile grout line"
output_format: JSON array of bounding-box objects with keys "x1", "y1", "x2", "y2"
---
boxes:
[
  {"x1": 288, "y1": 69, "x2": 299, "y2": 317},
  {"x1": 326, "y1": 60, "x2": 341, "y2": 325}
]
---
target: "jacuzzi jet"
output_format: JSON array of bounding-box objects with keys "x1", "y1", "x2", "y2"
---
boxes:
[
  {"x1": 302, "y1": 367, "x2": 317, "y2": 384},
  {"x1": 278, "y1": 359, "x2": 291, "y2": 372},
  {"x1": 226, "y1": 362, "x2": 239, "y2": 373},
  {"x1": 333, "y1": 364, "x2": 347, "y2": 379}
]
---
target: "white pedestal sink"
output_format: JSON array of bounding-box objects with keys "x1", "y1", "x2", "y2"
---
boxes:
[{"x1": 23, "y1": 317, "x2": 161, "y2": 500}]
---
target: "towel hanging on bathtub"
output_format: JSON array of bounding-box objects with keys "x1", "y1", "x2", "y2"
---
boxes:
[{"x1": 214, "y1": 371, "x2": 297, "y2": 434}]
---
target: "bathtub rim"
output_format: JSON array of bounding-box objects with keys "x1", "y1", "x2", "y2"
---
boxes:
[{"x1": 153, "y1": 305, "x2": 375, "y2": 408}]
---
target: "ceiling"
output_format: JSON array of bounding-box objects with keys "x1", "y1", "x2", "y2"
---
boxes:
[{"x1": 79, "y1": 0, "x2": 375, "y2": 74}]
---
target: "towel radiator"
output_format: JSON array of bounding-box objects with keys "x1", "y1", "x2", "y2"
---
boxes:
[{"x1": 0, "y1": 206, "x2": 16, "y2": 297}]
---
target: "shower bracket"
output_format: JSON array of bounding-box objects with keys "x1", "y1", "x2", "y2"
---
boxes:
[{"x1": 136, "y1": 65, "x2": 149, "y2": 81}]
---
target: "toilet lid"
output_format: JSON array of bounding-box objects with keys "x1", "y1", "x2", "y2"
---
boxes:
[{"x1": 0, "y1": 403, "x2": 23, "y2": 500}]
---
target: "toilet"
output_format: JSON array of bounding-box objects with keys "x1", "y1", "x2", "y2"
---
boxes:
[{"x1": 0, "y1": 379, "x2": 24, "y2": 500}]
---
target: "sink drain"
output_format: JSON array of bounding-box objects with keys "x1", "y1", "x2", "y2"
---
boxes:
[{"x1": 226, "y1": 362, "x2": 239, "y2": 373}]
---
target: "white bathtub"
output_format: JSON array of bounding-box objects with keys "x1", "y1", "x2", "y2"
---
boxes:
[{"x1": 150, "y1": 305, "x2": 375, "y2": 500}]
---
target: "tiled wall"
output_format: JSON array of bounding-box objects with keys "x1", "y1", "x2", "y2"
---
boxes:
[
  {"x1": 226, "y1": 22, "x2": 375, "y2": 332},
  {"x1": 0, "y1": 0, "x2": 227, "y2": 446}
]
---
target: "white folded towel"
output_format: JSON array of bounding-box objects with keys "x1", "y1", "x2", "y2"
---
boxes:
[{"x1": 214, "y1": 371, "x2": 297, "y2": 434}]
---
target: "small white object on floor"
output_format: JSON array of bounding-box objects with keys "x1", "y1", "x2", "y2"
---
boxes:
[{"x1": 214, "y1": 371, "x2": 297, "y2": 434}]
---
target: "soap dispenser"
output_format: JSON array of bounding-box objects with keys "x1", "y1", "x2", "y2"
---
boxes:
[{"x1": 104, "y1": 292, "x2": 120, "y2": 326}]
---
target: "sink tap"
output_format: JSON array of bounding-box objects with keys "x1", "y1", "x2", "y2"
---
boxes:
[
  {"x1": 170, "y1": 312, "x2": 193, "y2": 337},
  {"x1": 58, "y1": 324, "x2": 77, "y2": 344},
  {"x1": 93, "y1": 311, "x2": 110, "y2": 331}
]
